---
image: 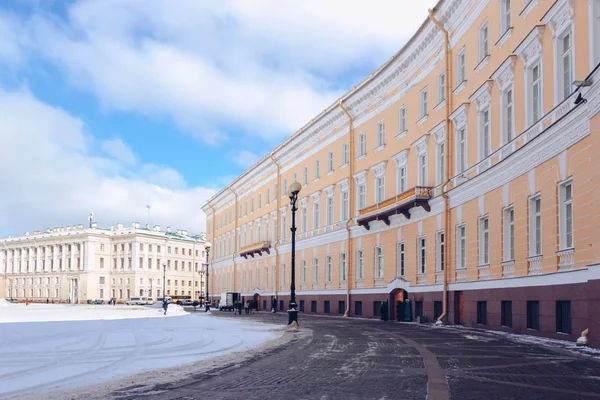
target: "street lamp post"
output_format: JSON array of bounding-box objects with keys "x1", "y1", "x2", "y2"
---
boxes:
[
  {"x1": 162, "y1": 263, "x2": 166, "y2": 300},
  {"x1": 287, "y1": 182, "x2": 302, "y2": 326},
  {"x1": 149, "y1": 278, "x2": 153, "y2": 300},
  {"x1": 204, "y1": 245, "x2": 211, "y2": 312}
]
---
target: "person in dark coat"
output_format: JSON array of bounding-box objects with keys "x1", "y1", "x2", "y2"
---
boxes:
[
  {"x1": 271, "y1": 297, "x2": 277, "y2": 313},
  {"x1": 380, "y1": 300, "x2": 389, "y2": 321},
  {"x1": 162, "y1": 299, "x2": 169, "y2": 315}
]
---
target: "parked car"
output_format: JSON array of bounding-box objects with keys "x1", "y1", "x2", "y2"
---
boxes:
[
  {"x1": 93, "y1": 299, "x2": 105, "y2": 305},
  {"x1": 182, "y1": 300, "x2": 194, "y2": 306},
  {"x1": 126, "y1": 296, "x2": 153, "y2": 305}
]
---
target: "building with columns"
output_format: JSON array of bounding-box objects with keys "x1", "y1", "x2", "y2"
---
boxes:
[
  {"x1": 203, "y1": 0, "x2": 600, "y2": 346},
  {"x1": 0, "y1": 222, "x2": 208, "y2": 303}
]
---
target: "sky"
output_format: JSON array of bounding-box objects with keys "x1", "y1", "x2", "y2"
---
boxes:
[{"x1": 0, "y1": 0, "x2": 437, "y2": 237}]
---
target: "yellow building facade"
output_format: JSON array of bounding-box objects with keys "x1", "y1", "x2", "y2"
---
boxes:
[{"x1": 203, "y1": 0, "x2": 600, "y2": 345}]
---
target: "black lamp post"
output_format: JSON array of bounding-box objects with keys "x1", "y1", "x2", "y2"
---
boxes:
[
  {"x1": 287, "y1": 181, "x2": 302, "y2": 326},
  {"x1": 162, "y1": 263, "x2": 166, "y2": 300},
  {"x1": 204, "y1": 245, "x2": 211, "y2": 312}
]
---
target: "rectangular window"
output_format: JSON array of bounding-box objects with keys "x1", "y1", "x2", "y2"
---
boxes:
[
  {"x1": 292, "y1": 172, "x2": 297, "y2": 183},
  {"x1": 420, "y1": 88, "x2": 428, "y2": 118},
  {"x1": 357, "y1": 249, "x2": 364, "y2": 280},
  {"x1": 358, "y1": 132, "x2": 366, "y2": 157},
  {"x1": 338, "y1": 301, "x2": 345, "y2": 315},
  {"x1": 434, "y1": 301, "x2": 443, "y2": 320},
  {"x1": 437, "y1": 72, "x2": 446, "y2": 104},
  {"x1": 299, "y1": 300, "x2": 304, "y2": 312},
  {"x1": 437, "y1": 232, "x2": 445, "y2": 271},
  {"x1": 503, "y1": 88, "x2": 514, "y2": 143},
  {"x1": 531, "y1": 63, "x2": 542, "y2": 124},
  {"x1": 303, "y1": 167, "x2": 308, "y2": 185},
  {"x1": 501, "y1": 0, "x2": 511, "y2": 34},
  {"x1": 326, "y1": 197, "x2": 334, "y2": 225},
  {"x1": 437, "y1": 142, "x2": 446, "y2": 184},
  {"x1": 314, "y1": 160, "x2": 320, "y2": 180},
  {"x1": 266, "y1": 189, "x2": 270, "y2": 204},
  {"x1": 418, "y1": 154, "x2": 427, "y2": 186},
  {"x1": 324, "y1": 301, "x2": 330, "y2": 314},
  {"x1": 311, "y1": 300, "x2": 317, "y2": 313},
  {"x1": 302, "y1": 207, "x2": 308, "y2": 233},
  {"x1": 397, "y1": 242, "x2": 405, "y2": 276},
  {"x1": 326, "y1": 256, "x2": 332, "y2": 282},
  {"x1": 477, "y1": 301, "x2": 487, "y2": 324},
  {"x1": 355, "y1": 301, "x2": 363, "y2": 316},
  {"x1": 556, "y1": 300, "x2": 571, "y2": 334},
  {"x1": 501, "y1": 300, "x2": 513, "y2": 327},
  {"x1": 418, "y1": 238, "x2": 426, "y2": 274},
  {"x1": 301, "y1": 260, "x2": 306, "y2": 284},
  {"x1": 376, "y1": 121, "x2": 385, "y2": 147},
  {"x1": 282, "y1": 179, "x2": 287, "y2": 197},
  {"x1": 358, "y1": 184, "x2": 366, "y2": 210},
  {"x1": 99, "y1": 258, "x2": 104, "y2": 268},
  {"x1": 340, "y1": 253, "x2": 347, "y2": 281},
  {"x1": 480, "y1": 109, "x2": 490, "y2": 159},
  {"x1": 327, "y1": 152, "x2": 334, "y2": 172},
  {"x1": 561, "y1": 32, "x2": 573, "y2": 100},
  {"x1": 375, "y1": 246, "x2": 384, "y2": 279},
  {"x1": 313, "y1": 258, "x2": 319, "y2": 283},
  {"x1": 457, "y1": 127, "x2": 467, "y2": 173},
  {"x1": 398, "y1": 106, "x2": 407, "y2": 134},
  {"x1": 342, "y1": 142, "x2": 349, "y2": 165},
  {"x1": 274, "y1": 183, "x2": 277, "y2": 200},
  {"x1": 529, "y1": 196, "x2": 542, "y2": 256},
  {"x1": 373, "y1": 301, "x2": 382, "y2": 317},
  {"x1": 479, "y1": 217, "x2": 489, "y2": 265},
  {"x1": 479, "y1": 22, "x2": 488, "y2": 61},
  {"x1": 397, "y1": 166, "x2": 407, "y2": 194},
  {"x1": 341, "y1": 190, "x2": 349, "y2": 221},
  {"x1": 415, "y1": 301, "x2": 423, "y2": 318},
  {"x1": 559, "y1": 181, "x2": 574, "y2": 249},
  {"x1": 313, "y1": 202, "x2": 320, "y2": 229},
  {"x1": 282, "y1": 214, "x2": 287, "y2": 239},
  {"x1": 527, "y1": 300, "x2": 539, "y2": 330},
  {"x1": 503, "y1": 207, "x2": 515, "y2": 261},
  {"x1": 457, "y1": 51, "x2": 466, "y2": 84},
  {"x1": 376, "y1": 176, "x2": 385, "y2": 203}
]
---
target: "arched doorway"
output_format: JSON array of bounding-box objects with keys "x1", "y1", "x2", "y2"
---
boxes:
[
  {"x1": 253, "y1": 293, "x2": 261, "y2": 311},
  {"x1": 390, "y1": 289, "x2": 408, "y2": 321}
]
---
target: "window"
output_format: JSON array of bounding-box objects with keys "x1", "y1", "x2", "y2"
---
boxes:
[
  {"x1": 281, "y1": 264, "x2": 286, "y2": 286},
  {"x1": 437, "y1": 142, "x2": 446, "y2": 184},
  {"x1": 244, "y1": 202, "x2": 248, "y2": 216},
  {"x1": 327, "y1": 152, "x2": 334, "y2": 172},
  {"x1": 99, "y1": 277, "x2": 105, "y2": 284},
  {"x1": 420, "y1": 88, "x2": 428, "y2": 118},
  {"x1": 373, "y1": 301, "x2": 382, "y2": 317},
  {"x1": 529, "y1": 196, "x2": 542, "y2": 255},
  {"x1": 527, "y1": 300, "x2": 539, "y2": 330},
  {"x1": 326, "y1": 197, "x2": 334, "y2": 225},
  {"x1": 531, "y1": 63, "x2": 542, "y2": 124},
  {"x1": 358, "y1": 132, "x2": 366, "y2": 157},
  {"x1": 503, "y1": 207, "x2": 515, "y2": 261},
  {"x1": 501, "y1": 0, "x2": 511, "y2": 34},
  {"x1": 266, "y1": 188, "x2": 270, "y2": 204},
  {"x1": 355, "y1": 301, "x2": 362, "y2": 316},
  {"x1": 311, "y1": 300, "x2": 317, "y2": 313},
  {"x1": 340, "y1": 253, "x2": 347, "y2": 281},
  {"x1": 503, "y1": 88, "x2": 514, "y2": 143},
  {"x1": 341, "y1": 190, "x2": 349, "y2": 221},
  {"x1": 397, "y1": 166, "x2": 407, "y2": 194},
  {"x1": 376, "y1": 121, "x2": 385, "y2": 147},
  {"x1": 457, "y1": 50, "x2": 466, "y2": 85},
  {"x1": 301, "y1": 206, "x2": 308, "y2": 233},
  {"x1": 397, "y1": 242, "x2": 405, "y2": 276},
  {"x1": 418, "y1": 154, "x2": 427, "y2": 186},
  {"x1": 99, "y1": 258, "x2": 104, "y2": 268},
  {"x1": 338, "y1": 301, "x2": 345, "y2": 315},
  {"x1": 324, "y1": 301, "x2": 331, "y2": 314},
  {"x1": 375, "y1": 176, "x2": 385, "y2": 203},
  {"x1": 434, "y1": 301, "x2": 443, "y2": 320},
  {"x1": 398, "y1": 106, "x2": 407, "y2": 135},
  {"x1": 314, "y1": 160, "x2": 320, "y2": 180},
  {"x1": 282, "y1": 179, "x2": 287, "y2": 197},
  {"x1": 418, "y1": 238, "x2": 426, "y2": 274},
  {"x1": 501, "y1": 301, "x2": 513, "y2": 327},
  {"x1": 258, "y1": 193, "x2": 262, "y2": 208},
  {"x1": 415, "y1": 301, "x2": 423, "y2": 318},
  {"x1": 326, "y1": 256, "x2": 332, "y2": 282},
  {"x1": 479, "y1": 217, "x2": 489, "y2": 265},
  {"x1": 478, "y1": 22, "x2": 488, "y2": 61},
  {"x1": 477, "y1": 301, "x2": 487, "y2": 324},
  {"x1": 299, "y1": 300, "x2": 304, "y2": 312},
  {"x1": 480, "y1": 109, "x2": 491, "y2": 159},
  {"x1": 358, "y1": 183, "x2": 366, "y2": 210},
  {"x1": 303, "y1": 167, "x2": 308, "y2": 185},
  {"x1": 313, "y1": 258, "x2": 319, "y2": 283},
  {"x1": 313, "y1": 201, "x2": 320, "y2": 229},
  {"x1": 292, "y1": 172, "x2": 297, "y2": 183},
  {"x1": 342, "y1": 142, "x2": 349, "y2": 165},
  {"x1": 282, "y1": 214, "x2": 287, "y2": 239},
  {"x1": 457, "y1": 127, "x2": 467, "y2": 174},
  {"x1": 357, "y1": 249, "x2": 364, "y2": 280},
  {"x1": 274, "y1": 183, "x2": 278, "y2": 200},
  {"x1": 559, "y1": 181, "x2": 574, "y2": 249},
  {"x1": 437, "y1": 72, "x2": 446, "y2": 104},
  {"x1": 560, "y1": 31, "x2": 573, "y2": 101},
  {"x1": 375, "y1": 246, "x2": 384, "y2": 279},
  {"x1": 301, "y1": 260, "x2": 306, "y2": 283},
  {"x1": 436, "y1": 232, "x2": 445, "y2": 271},
  {"x1": 556, "y1": 300, "x2": 571, "y2": 334}
]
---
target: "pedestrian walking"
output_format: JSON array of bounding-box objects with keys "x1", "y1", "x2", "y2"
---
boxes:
[
  {"x1": 271, "y1": 298, "x2": 277, "y2": 313},
  {"x1": 25, "y1": 298, "x2": 29, "y2": 306},
  {"x1": 162, "y1": 299, "x2": 169, "y2": 315},
  {"x1": 46, "y1": 298, "x2": 49, "y2": 304}
]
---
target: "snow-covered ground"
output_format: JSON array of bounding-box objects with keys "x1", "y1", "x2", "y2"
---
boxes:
[{"x1": 0, "y1": 300, "x2": 282, "y2": 399}]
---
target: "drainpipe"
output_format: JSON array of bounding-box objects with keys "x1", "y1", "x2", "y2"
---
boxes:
[
  {"x1": 269, "y1": 152, "x2": 281, "y2": 300},
  {"x1": 208, "y1": 202, "x2": 216, "y2": 301},
  {"x1": 577, "y1": 328, "x2": 589, "y2": 346},
  {"x1": 227, "y1": 185, "x2": 239, "y2": 293},
  {"x1": 429, "y1": 8, "x2": 453, "y2": 325},
  {"x1": 338, "y1": 99, "x2": 354, "y2": 317}
]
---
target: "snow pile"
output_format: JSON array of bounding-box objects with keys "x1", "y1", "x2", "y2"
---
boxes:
[
  {"x1": 0, "y1": 307, "x2": 281, "y2": 399},
  {"x1": 159, "y1": 303, "x2": 186, "y2": 315},
  {"x1": 0, "y1": 298, "x2": 11, "y2": 307}
]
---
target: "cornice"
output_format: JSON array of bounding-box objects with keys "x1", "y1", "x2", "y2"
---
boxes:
[
  {"x1": 392, "y1": 149, "x2": 409, "y2": 167},
  {"x1": 353, "y1": 170, "x2": 368, "y2": 185},
  {"x1": 541, "y1": 0, "x2": 574, "y2": 37},
  {"x1": 449, "y1": 103, "x2": 470, "y2": 129},
  {"x1": 429, "y1": 121, "x2": 446, "y2": 144},
  {"x1": 514, "y1": 25, "x2": 545, "y2": 67},
  {"x1": 491, "y1": 55, "x2": 517, "y2": 91},
  {"x1": 370, "y1": 161, "x2": 387, "y2": 178},
  {"x1": 412, "y1": 135, "x2": 429, "y2": 156},
  {"x1": 336, "y1": 178, "x2": 350, "y2": 192},
  {"x1": 469, "y1": 80, "x2": 493, "y2": 111}
]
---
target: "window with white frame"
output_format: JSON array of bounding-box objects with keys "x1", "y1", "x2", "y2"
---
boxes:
[
  {"x1": 376, "y1": 121, "x2": 385, "y2": 147},
  {"x1": 559, "y1": 181, "x2": 574, "y2": 249},
  {"x1": 358, "y1": 132, "x2": 366, "y2": 157},
  {"x1": 437, "y1": 142, "x2": 446, "y2": 185},
  {"x1": 251, "y1": 198, "x2": 254, "y2": 212},
  {"x1": 358, "y1": 183, "x2": 366, "y2": 210},
  {"x1": 340, "y1": 253, "x2": 347, "y2": 281},
  {"x1": 478, "y1": 21, "x2": 489, "y2": 61},
  {"x1": 273, "y1": 183, "x2": 277, "y2": 200},
  {"x1": 457, "y1": 50, "x2": 466, "y2": 85},
  {"x1": 258, "y1": 193, "x2": 262, "y2": 208},
  {"x1": 529, "y1": 196, "x2": 542, "y2": 256},
  {"x1": 244, "y1": 202, "x2": 248, "y2": 216},
  {"x1": 282, "y1": 179, "x2": 287, "y2": 197},
  {"x1": 559, "y1": 31, "x2": 574, "y2": 101},
  {"x1": 326, "y1": 196, "x2": 334, "y2": 225},
  {"x1": 457, "y1": 225, "x2": 466, "y2": 269},
  {"x1": 418, "y1": 154, "x2": 427, "y2": 186},
  {"x1": 502, "y1": 88, "x2": 514, "y2": 143},
  {"x1": 436, "y1": 232, "x2": 445, "y2": 271},
  {"x1": 326, "y1": 255, "x2": 332, "y2": 282},
  {"x1": 341, "y1": 190, "x2": 349, "y2": 221},
  {"x1": 397, "y1": 165, "x2": 407, "y2": 194},
  {"x1": 342, "y1": 142, "x2": 349, "y2": 165},
  {"x1": 292, "y1": 172, "x2": 297, "y2": 183},
  {"x1": 357, "y1": 249, "x2": 364, "y2": 280},
  {"x1": 530, "y1": 63, "x2": 542, "y2": 124},
  {"x1": 480, "y1": 109, "x2": 491, "y2": 159},
  {"x1": 479, "y1": 217, "x2": 490, "y2": 265},
  {"x1": 397, "y1": 242, "x2": 405, "y2": 276},
  {"x1": 301, "y1": 260, "x2": 306, "y2": 284},
  {"x1": 303, "y1": 166, "x2": 308, "y2": 184},
  {"x1": 327, "y1": 152, "x2": 334, "y2": 173},
  {"x1": 281, "y1": 264, "x2": 286, "y2": 286},
  {"x1": 281, "y1": 214, "x2": 287, "y2": 239},
  {"x1": 503, "y1": 207, "x2": 515, "y2": 261},
  {"x1": 420, "y1": 88, "x2": 428, "y2": 118},
  {"x1": 301, "y1": 206, "x2": 308, "y2": 232},
  {"x1": 418, "y1": 237, "x2": 426, "y2": 274},
  {"x1": 375, "y1": 176, "x2": 385, "y2": 203},
  {"x1": 257, "y1": 223, "x2": 261, "y2": 242},
  {"x1": 313, "y1": 201, "x2": 320, "y2": 229},
  {"x1": 501, "y1": 0, "x2": 511, "y2": 35},
  {"x1": 375, "y1": 246, "x2": 384, "y2": 279},
  {"x1": 265, "y1": 219, "x2": 270, "y2": 241},
  {"x1": 437, "y1": 72, "x2": 446, "y2": 104},
  {"x1": 314, "y1": 160, "x2": 320, "y2": 180},
  {"x1": 398, "y1": 106, "x2": 407, "y2": 135},
  {"x1": 457, "y1": 127, "x2": 467, "y2": 174},
  {"x1": 313, "y1": 257, "x2": 319, "y2": 283}
]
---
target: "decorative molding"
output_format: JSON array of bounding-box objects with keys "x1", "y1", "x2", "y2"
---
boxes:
[
  {"x1": 491, "y1": 56, "x2": 517, "y2": 91},
  {"x1": 353, "y1": 170, "x2": 368, "y2": 185},
  {"x1": 541, "y1": 0, "x2": 574, "y2": 37},
  {"x1": 429, "y1": 121, "x2": 446, "y2": 144},
  {"x1": 557, "y1": 248, "x2": 574, "y2": 272},
  {"x1": 469, "y1": 80, "x2": 493, "y2": 111},
  {"x1": 391, "y1": 149, "x2": 409, "y2": 167},
  {"x1": 474, "y1": 55, "x2": 490, "y2": 73},
  {"x1": 527, "y1": 255, "x2": 543, "y2": 275},
  {"x1": 514, "y1": 25, "x2": 545, "y2": 67},
  {"x1": 453, "y1": 80, "x2": 466, "y2": 95},
  {"x1": 323, "y1": 185, "x2": 335, "y2": 198},
  {"x1": 336, "y1": 178, "x2": 350, "y2": 192},
  {"x1": 501, "y1": 261, "x2": 515, "y2": 278},
  {"x1": 449, "y1": 103, "x2": 470, "y2": 129},
  {"x1": 520, "y1": 0, "x2": 539, "y2": 19},
  {"x1": 370, "y1": 161, "x2": 387, "y2": 178},
  {"x1": 495, "y1": 27, "x2": 513, "y2": 48},
  {"x1": 299, "y1": 197, "x2": 308, "y2": 208},
  {"x1": 412, "y1": 135, "x2": 429, "y2": 156},
  {"x1": 310, "y1": 191, "x2": 321, "y2": 203}
]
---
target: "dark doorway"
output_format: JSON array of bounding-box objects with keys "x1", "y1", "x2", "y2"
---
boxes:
[
  {"x1": 279, "y1": 300, "x2": 284, "y2": 312},
  {"x1": 454, "y1": 291, "x2": 464, "y2": 325},
  {"x1": 373, "y1": 301, "x2": 382, "y2": 317},
  {"x1": 390, "y1": 289, "x2": 408, "y2": 321},
  {"x1": 434, "y1": 301, "x2": 443, "y2": 321},
  {"x1": 253, "y1": 293, "x2": 261, "y2": 311}
]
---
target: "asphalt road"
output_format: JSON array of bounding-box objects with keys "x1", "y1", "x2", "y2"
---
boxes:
[{"x1": 113, "y1": 311, "x2": 600, "y2": 400}]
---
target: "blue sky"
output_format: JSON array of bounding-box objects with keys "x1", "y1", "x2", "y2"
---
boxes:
[{"x1": 0, "y1": 0, "x2": 436, "y2": 236}]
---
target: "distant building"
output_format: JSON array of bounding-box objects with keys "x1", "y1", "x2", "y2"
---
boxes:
[
  {"x1": 0, "y1": 223, "x2": 208, "y2": 303},
  {"x1": 202, "y1": 0, "x2": 600, "y2": 346}
]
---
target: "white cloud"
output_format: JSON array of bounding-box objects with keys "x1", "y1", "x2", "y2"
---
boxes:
[
  {"x1": 232, "y1": 150, "x2": 260, "y2": 168},
  {"x1": 101, "y1": 138, "x2": 137, "y2": 166},
  {"x1": 0, "y1": 87, "x2": 214, "y2": 237}
]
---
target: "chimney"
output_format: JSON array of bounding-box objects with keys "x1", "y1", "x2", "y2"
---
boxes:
[
  {"x1": 166, "y1": 227, "x2": 172, "y2": 233},
  {"x1": 91, "y1": 222, "x2": 97, "y2": 229},
  {"x1": 153, "y1": 225, "x2": 161, "y2": 232}
]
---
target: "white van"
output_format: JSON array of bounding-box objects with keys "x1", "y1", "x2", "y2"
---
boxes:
[{"x1": 126, "y1": 296, "x2": 154, "y2": 305}]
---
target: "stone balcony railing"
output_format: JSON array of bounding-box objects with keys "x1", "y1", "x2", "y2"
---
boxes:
[
  {"x1": 240, "y1": 241, "x2": 272, "y2": 259},
  {"x1": 357, "y1": 186, "x2": 432, "y2": 230},
  {"x1": 557, "y1": 248, "x2": 574, "y2": 272},
  {"x1": 417, "y1": 273, "x2": 426, "y2": 285},
  {"x1": 435, "y1": 271, "x2": 444, "y2": 284},
  {"x1": 477, "y1": 264, "x2": 490, "y2": 280},
  {"x1": 455, "y1": 269, "x2": 466, "y2": 282},
  {"x1": 501, "y1": 260, "x2": 515, "y2": 278},
  {"x1": 527, "y1": 255, "x2": 543, "y2": 275}
]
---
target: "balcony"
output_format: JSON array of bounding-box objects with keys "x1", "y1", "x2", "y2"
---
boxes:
[
  {"x1": 357, "y1": 186, "x2": 432, "y2": 230},
  {"x1": 240, "y1": 241, "x2": 272, "y2": 259}
]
